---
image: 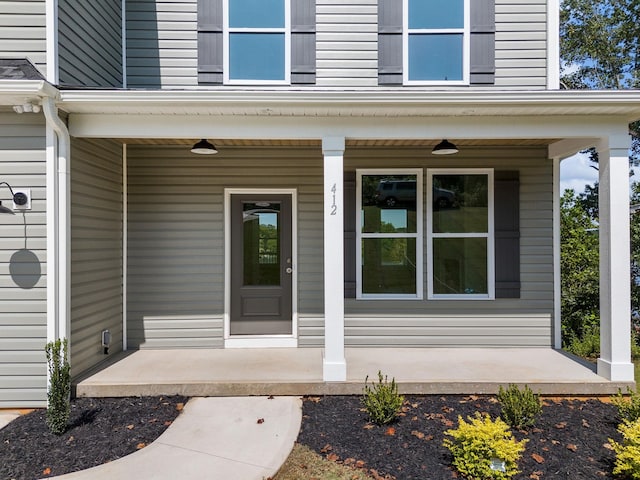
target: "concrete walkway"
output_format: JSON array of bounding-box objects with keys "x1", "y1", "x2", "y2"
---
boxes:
[{"x1": 2, "y1": 396, "x2": 302, "y2": 480}]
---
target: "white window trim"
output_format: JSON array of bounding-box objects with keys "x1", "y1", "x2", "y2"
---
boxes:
[
  {"x1": 223, "y1": 0, "x2": 291, "y2": 85},
  {"x1": 356, "y1": 169, "x2": 424, "y2": 300},
  {"x1": 402, "y1": 0, "x2": 470, "y2": 86},
  {"x1": 427, "y1": 168, "x2": 494, "y2": 300}
]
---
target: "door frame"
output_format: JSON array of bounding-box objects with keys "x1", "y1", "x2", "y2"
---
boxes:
[{"x1": 224, "y1": 188, "x2": 298, "y2": 348}]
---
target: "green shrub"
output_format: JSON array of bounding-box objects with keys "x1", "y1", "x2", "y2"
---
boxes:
[
  {"x1": 361, "y1": 371, "x2": 404, "y2": 425},
  {"x1": 443, "y1": 413, "x2": 527, "y2": 480},
  {"x1": 45, "y1": 338, "x2": 71, "y2": 435},
  {"x1": 497, "y1": 384, "x2": 542, "y2": 429},
  {"x1": 612, "y1": 387, "x2": 640, "y2": 424},
  {"x1": 565, "y1": 324, "x2": 600, "y2": 358},
  {"x1": 610, "y1": 418, "x2": 640, "y2": 479}
]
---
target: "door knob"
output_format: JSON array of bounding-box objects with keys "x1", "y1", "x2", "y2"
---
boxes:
[{"x1": 285, "y1": 267, "x2": 293, "y2": 274}]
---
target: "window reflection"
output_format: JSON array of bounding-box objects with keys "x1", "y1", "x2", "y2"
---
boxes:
[{"x1": 243, "y1": 202, "x2": 280, "y2": 286}]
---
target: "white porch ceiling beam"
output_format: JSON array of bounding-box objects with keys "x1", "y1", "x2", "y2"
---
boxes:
[
  {"x1": 68, "y1": 114, "x2": 629, "y2": 141},
  {"x1": 548, "y1": 138, "x2": 600, "y2": 160}
]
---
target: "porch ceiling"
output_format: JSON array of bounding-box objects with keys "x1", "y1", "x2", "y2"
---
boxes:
[{"x1": 119, "y1": 138, "x2": 559, "y2": 148}]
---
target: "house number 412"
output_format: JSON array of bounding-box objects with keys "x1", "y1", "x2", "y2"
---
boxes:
[{"x1": 330, "y1": 183, "x2": 337, "y2": 215}]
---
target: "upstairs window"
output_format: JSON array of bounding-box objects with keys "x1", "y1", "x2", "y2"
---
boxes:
[
  {"x1": 225, "y1": 0, "x2": 290, "y2": 83},
  {"x1": 404, "y1": 0, "x2": 469, "y2": 84}
]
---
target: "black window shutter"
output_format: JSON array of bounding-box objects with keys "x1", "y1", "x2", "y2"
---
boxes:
[
  {"x1": 378, "y1": 0, "x2": 403, "y2": 85},
  {"x1": 494, "y1": 171, "x2": 520, "y2": 298},
  {"x1": 470, "y1": 0, "x2": 496, "y2": 85},
  {"x1": 291, "y1": 0, "x2": 316, "y2": 84},
  {"x1": 197, "y1": 0, "x2": 223, "y2": 84},
  {"x1": 344, "y1": 171, "x2": 356, "y2": 298}
]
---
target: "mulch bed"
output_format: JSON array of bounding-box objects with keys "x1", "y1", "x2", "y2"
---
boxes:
[
  {"x1": 297, "y1": 395, "x2": 623, "y2": 479},
  {"x1": 0, "y1": 396, "x2": 188, "y2": 480}
]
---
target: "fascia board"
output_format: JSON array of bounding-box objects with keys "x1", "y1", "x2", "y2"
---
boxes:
[{"x1": 57, "y1": 89, "x2": 640, "y2": 121}]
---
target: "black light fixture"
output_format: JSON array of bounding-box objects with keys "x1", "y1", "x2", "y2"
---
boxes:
[
  {"x1": 190, "y1": 139, "x2": 218, "y2": 155},
  {"x1": 0, "y1": 181, "x2": 28, "y2": 214},
  {"x1": 432, "y1": 139, "x2": 459, "y2": 155}
]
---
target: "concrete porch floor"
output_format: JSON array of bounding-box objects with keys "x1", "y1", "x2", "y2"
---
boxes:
[{"x1": 75, "y1": 347, "x2": 635, "y2": 398}]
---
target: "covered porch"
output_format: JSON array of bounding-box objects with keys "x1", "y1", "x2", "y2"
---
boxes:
[{"x1": 74, "y1": 347, "x2": 633, "y2": 397}]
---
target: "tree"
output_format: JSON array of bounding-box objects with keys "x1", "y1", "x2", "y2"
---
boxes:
[{"x1": 560, "y1": 190, "x2": 600, "y2": 346}]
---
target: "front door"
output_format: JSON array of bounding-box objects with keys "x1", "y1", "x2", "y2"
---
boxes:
[{"x1": 230, "y1": 194, "x2": 293, "y2": 335}]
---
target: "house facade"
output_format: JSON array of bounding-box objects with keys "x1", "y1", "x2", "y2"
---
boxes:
[{"x1": 0, "y1": 0, "x2": 639, "y2": 407}]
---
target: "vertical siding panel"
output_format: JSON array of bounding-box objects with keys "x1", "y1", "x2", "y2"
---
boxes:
[
  {"x1": 0, "y1": 0, "x2": 47, "y2": 77},
  {"x1": 70, "y1": 139, "x2": 123, "y2": 378},
  {"x1": 317, "y1": 0, "x2": 378, "y2": 86},
  {"x1": 58, "y1": 0, "x2": 123, "y2": 87},
  {"x1": 495, "y1": 0, "x2": 548, "y2": 89},
  {"x1": 0, "y1": 111, "x2": 47, "y2": 408}
]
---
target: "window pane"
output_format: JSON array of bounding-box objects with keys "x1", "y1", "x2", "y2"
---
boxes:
[
  {"x1": 433, "y1": 238, "x2": 487, "y2": 295},
  {"x1": 361, "y1": 175, "x2": 418, "y2": 233},
  {"x1": 362, "y1": 238, "x2": 417, "y2": 295},
  {"x1": 432, "y1": 175, "x2": 488, "y2": 233},
  {"x1": 229, "y1": 0, "x2": 284, "y2": 28},
  {"x1": 243, "y1": 203, "x2": 280, "y2": 286},
  {"x1": 408, "y1": 0, "x2": 464, "y2": 29},
  {"x1": 229, "y1": 33, "x2": 285, "y2": 80},
  {"x1": 408, "y1": 34, "x2": 463, "y2": 81}
]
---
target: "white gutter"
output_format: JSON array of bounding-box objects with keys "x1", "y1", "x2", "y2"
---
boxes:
[{"x1": 42, "y1": 97, "x2": 71, "y2": 347}]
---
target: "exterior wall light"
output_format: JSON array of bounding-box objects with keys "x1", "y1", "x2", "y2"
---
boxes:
[
  {"x1": 0, "y1": 182, "x2": 30, "y2": 214},
  {"x1": 432, "y1": 139, "x2": 459, "y2": 155},
  {"x1": 191, "y1": 139, "x2": 218, "y2": 155}
]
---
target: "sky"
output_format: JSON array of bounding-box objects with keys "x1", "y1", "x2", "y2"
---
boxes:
[{"x1": 560, "y1": 152, "x2": 638, "y2": 194}]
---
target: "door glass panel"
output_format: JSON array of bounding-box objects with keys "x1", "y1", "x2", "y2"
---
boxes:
[{"x1": 243, "y1": 202, "x2": 280, "y2": 286}]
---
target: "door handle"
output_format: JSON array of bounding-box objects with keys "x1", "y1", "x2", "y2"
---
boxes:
[{"x1": 285, "y1": 267, "x2": 293, "y2": 274}]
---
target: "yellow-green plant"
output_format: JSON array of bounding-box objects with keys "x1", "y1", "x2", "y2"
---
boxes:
[
  {"x1": 361, "y1": 371, "x2": 404, "y2": 425},
  {"x1": 443, "y1": 413, "x2": 527, "y2": 480},
  {"x1": 497, "y1": 384, "x2": 542, "y2": 429},
  {"x1": 610, "y1": 418, "x2": 640, "y2": 479},
  {"x1": 612, "y1": 387, "x2": 640, "y2": 423},
  {"x1": 45, "y1": 338, "x2": 71, "y2": 435}
]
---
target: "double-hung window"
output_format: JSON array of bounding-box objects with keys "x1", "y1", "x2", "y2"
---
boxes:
[
  {"x1": 357, "y1": 170, "x2": 423, "y2": 299},
  {"x1": 427, "y1": 169, "x2": 494, "y2": 299},
  {"x1": 224, "y1": 0, "x2": 290, "y2": 84},
  {"x1": 403, "y1": 0, "x2": 470, "y2": 84}
]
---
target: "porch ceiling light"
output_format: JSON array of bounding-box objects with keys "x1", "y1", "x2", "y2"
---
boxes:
[
  {"x1": 0, "y1": 181, "x2": 28, "y2": 214},
  {"x1": 432, "y1": 139, "x2": 459, "y2": 155},
  {"x1": 191, "y1": 139, "x2": 218, "y2": 155}
]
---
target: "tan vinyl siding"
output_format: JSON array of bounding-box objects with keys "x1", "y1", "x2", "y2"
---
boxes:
[
  {"x1": 126, "y1": 0, "x2": 549, "y2": 89},
  {"x1": 0, "y1": 111, "x2": 47, "y2": 408},
  {"x1": 495, "y1": 0, "x2": 548, "y2": 89},
  {"x1": 316, "y1": 0, "x2": 378, "y2": 87},
  {"x1": 0, "y1": 0, "x2": 47, "y2": 76},
  {"x1": 299, "y1": 146, "x2": 554, "y2": 348},
  {"x1": 127, "y1": 145, "x2": 552, "y2": 350},
  {"x1": 126, "y1": 146, "x2": 323, "y2": 348},
  {"x1": 70, "y1": 138, "x2": 123, "y2": 378},
  {"x1": 58, "y1": 0, "x2": 123, "y2": 87},
  {"x1": 126, "y1": 0, "x2": 197, "y2": 88}
]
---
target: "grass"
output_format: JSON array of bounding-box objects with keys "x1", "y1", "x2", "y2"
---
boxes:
[{"x1": 273, "y1": 444, "x2": 373, "y2": 480}]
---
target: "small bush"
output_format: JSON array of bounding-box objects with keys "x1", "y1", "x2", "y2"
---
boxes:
[
  {"x1": 443, "y1": 413, "x2": 527, "y2": 480},
  {"x1": 565, "y1": 324, "x2": 600, "y2": 358},
  {"x1": 45, "y1": 338, "x2": 71, "y2": 435},
  {"x1": 612, "y1": 388, "x2": 640, "y2": 424},
  {"x1": 610, "y1": 418, "x2": 640, "y2": 479},
  {"x1": 497, "y1": 384, "x2": 542, "y2": 429},
  {"x1": 361, "y1": 371, "x2": 404, "y2": 425}
]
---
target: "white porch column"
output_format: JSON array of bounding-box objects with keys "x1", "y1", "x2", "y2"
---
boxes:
[
  {"x1": 597, "y1": 135, "x2": 635, "y2": 381},
  {"x1": 322, "y1": 136, "x2": 347, "y2": 381}
]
